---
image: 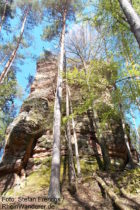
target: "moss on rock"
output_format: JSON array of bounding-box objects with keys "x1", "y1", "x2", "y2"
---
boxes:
[
  {"x1": 80, "y1": 157, "x2": 98, "y2": 176},
  {"x1": 113, "y1": 167, "x2": 140, "y2": 194},
  {"x1": 4, "y1": 156, "x2": 99, "y2": 197},
  {"x1": 21, "y1": 97, "x2": 48, "y2": 114}
]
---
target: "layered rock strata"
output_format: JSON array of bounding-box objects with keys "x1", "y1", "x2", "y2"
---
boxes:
[
  {"x1": 0, "y1": 57, "x2": 58, "y2": 193},
  {"x1": 0, "y1": 56, "x2": 138, "y2": 194}
]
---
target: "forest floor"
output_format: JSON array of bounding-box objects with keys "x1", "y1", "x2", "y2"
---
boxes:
[
  {"x1": 59, "y1": 178, "x2": 114, "y2": 210},
  {"x1": 30, "y1": 172, "x2": 140, "y2": 210},
  {"x1": 1, "y1": 157, "x2": 140, "y2": 210},
  {"x1": 37, "y1": 164, "x2": 140, "y2": 210},
  {"x1": 1, "y1": 177, "x2": 114, "y2": 210}
]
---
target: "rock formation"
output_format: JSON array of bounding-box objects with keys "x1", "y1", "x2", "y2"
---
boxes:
[
  {"x1": 0, "y1": 56, "x2": 57, "y2": 194},
  {"x1": 0, "y1": 55, "x2": 138, "y2": 195}
]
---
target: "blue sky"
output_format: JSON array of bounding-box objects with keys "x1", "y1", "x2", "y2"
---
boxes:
[
  {"x1": 1, "y1": 4, "x2": 140, "y2": 131},
  {"x1": 16, "y1": 15, "x2": 140, "y2": 131},
  {"x1": 0, "y1": 2, "x2": 139, "y2": 162},
  {"x1": 15, "y1": 21, "x2": 55, "y2": 108}
]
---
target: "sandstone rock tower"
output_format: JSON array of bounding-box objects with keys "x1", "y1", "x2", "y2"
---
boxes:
[
  {"x1": 0, "y1": 56, "x2": 57, "y2": 194},
  {"x1": 0, "y1": 56, "x2": 138, "y2": 195}
]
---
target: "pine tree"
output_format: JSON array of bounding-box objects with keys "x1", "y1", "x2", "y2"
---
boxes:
[
  {"x1": 0, "y1": 70, "x2": 19, "y2": 150},
  {"x1": 0, "y1": 0, "x2": 42, "y2": 83},
  {"x1": 0, "y1": 5, "x2": 30, "y2": 83},
  {"x1": 0, "y1": 0, "x2": 8, "y2": 32},
  {"x1": 0, "y1": 0, "x2": 13, "y2": 33},
  {"x1": 42, "y1": 0, "x2": 83, "y2": 199}
]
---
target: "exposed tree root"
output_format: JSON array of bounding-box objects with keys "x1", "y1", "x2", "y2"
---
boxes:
[{"x1": 93, "y1": 173, "x2": 132, "y2": 210}]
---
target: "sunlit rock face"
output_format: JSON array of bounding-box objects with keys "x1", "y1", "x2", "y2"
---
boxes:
[
  {"x1": 0, "y1": 56, "x2": 138, "y2": 195},
  {"x1": 30, "y1": 57, "x2": 57, "y2": 101},
  {"x1": 0, "y1": 56, "x2": 57, "y2": 194}
]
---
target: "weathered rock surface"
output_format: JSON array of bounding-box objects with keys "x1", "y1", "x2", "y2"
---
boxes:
[
  {"x1": 0, "y1": 56, "x2": 138, "y2": 195},
  {"x1": 30, "y1": 57, "x2": 57, "y2": 101},
  {"x1": 0, "y1": 57, "x2": 57, "y2": 193}
]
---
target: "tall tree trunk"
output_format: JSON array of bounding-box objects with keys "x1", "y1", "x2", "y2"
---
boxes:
[
  {"x1": 114, "y1": 82, "x2": 135, "y2": 168},
  {"x1": 66, "y1": 81, "x2": 76, "y2": 185},
  {"x1": 121, "y1": 114, "x2": 135, "y2": 168},
  {"x1": 92, "y1": 107, "x2": 111, "y2": 171},
  {"x1": 0, "y1": 0, "x2": 8, "y2": 33},
  {"x1": 0, "y1": 6, "x2": 30, "y2": 84},
  {"x1": 118, "y1": 0, "x2": 140, "y2": 48},
  {"x1": 48, "y1": 9, "x2": 67, "y2": 199},
  {"x1": 87, "y1": 109, "x2": 103, "y2": 170},
  {"x1": 79, "y1": 59, "x2": 109, "y2": 170},
  {"x1": 68, "y1": 86, "x2": 81, "y2": 177},
  {"x1": 130, "y1": 108, "x2": 140, "y2": 151}
]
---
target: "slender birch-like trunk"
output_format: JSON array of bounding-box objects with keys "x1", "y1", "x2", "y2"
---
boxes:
[
  {"x1": 82, "y1": 60, "x2": 110, "y2": 170},
  {"x1": 130, "y1": 109, "x2": 140, "y2": 151},
  {"x1": 87, "y1": 109, "x2": 103, "y2": 170},
  {"x1": 0, "y1": 0, "x2": 8, "y2": 33},
  {"x1": 114, "y1": 83, "x2": 135, "y2": 168},
  {"x1": 118, "y1": 0, "x2": 140, "y2": 48},
  {"x1": 92, "y1": 107, "x2": 111, "y2": 170},
  {"x1": 48, "y1": 9, "x2": 67, "y2": 199},
  {"x1": 121, "y1": 114, "x2": 135, "y2": 168},
  {"x1": 0, "y1": 6, "x2": 30, "y2": 84},
  {"x1": 68, "y1": 86, "x2": 81, "y2": 177},
  {"x1": 66, "y1": 81, "x2": 76, "y2": 185}
]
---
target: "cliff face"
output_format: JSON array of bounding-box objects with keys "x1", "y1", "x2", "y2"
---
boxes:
[
  {"x1": 0, "y1": 57, "x2": 57, "y2": 194},
  {"x1": 0, "y1": 57, "x2": 138, "y2": 195},
  {"x1": 30, "y1": 57, "x2": 57, "y2": 101}
]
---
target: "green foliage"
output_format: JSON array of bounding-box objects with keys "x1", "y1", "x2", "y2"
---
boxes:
[
  {"x1": 0, "y1": 0, "x2": 13, "y2": 19},
  {"x1": 79, "y1": 1, "x2": 140, "y2": 145},
  {"x1": 94, "y1": 0, "x2": 127, "y2": 31},
  {"x1": 67, "y1": 59, "x2": 119, "y2": 116},
  {"x1": 13, "y1": 0, "x2": 40, "y2": 10},
  {"x1": 133, "y1": 0, "x2": 140, "y2": 15},
  {"x1": 115, "y1": 61, "x2": 140, "y2": 109},
  {"x1": 117, "y1": 167, "x2": 140, "y2": 194},
  {"x1": 0, "y1": 70, "x2": 19, "y2": 147},
  {"x1": 42, "y1": 0, "x2": 84, "y2": 41},
  {"x1": 42, "y1": 20, "x2": 61, "y2": 41},
  {"x1": 85, "y1": 0, "x2": 140, "y2": 60},
  {"x1": 80, "y1": 156, "x2": 98, "y2": 176}
]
